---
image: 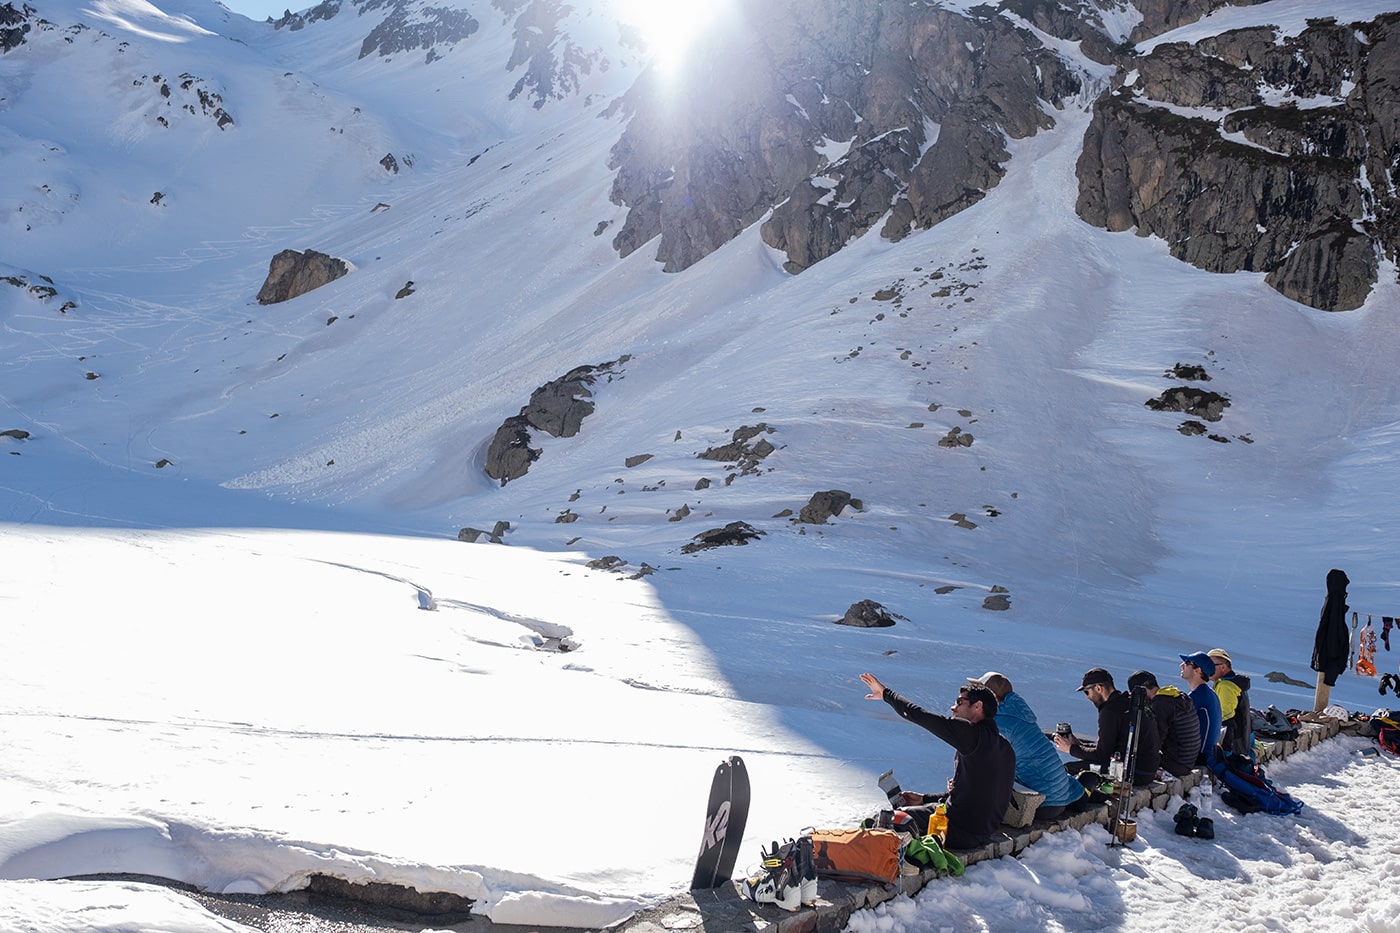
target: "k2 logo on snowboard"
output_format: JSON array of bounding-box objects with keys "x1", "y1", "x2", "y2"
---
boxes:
[{"x1": 699, "y1": 801, "x2": 731, "y2": 854}]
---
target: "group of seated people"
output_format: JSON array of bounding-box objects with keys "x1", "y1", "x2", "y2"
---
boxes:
[{"x1": 858, "y1": 647, "x2": 1252, "y2": 851}]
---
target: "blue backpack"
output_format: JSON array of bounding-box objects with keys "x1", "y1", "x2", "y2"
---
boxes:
[{"x1": 1207, "y1": 752, "x2": 1304, "y2": 815}]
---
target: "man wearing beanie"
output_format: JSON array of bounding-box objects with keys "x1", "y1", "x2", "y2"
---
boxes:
[
  {"x1": 1127, "y1": 670, "x2": 1201, "y2": 777},
  {"x1": 859, "y1": 672, "x2": 1015, "y2": 850}
]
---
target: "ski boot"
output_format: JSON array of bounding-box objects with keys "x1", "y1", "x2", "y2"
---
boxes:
[
  {"x1": 1173, "y1": 803, "x2": 1198, "y2": 837},
  {"x1": 741, "y1": 840, "x2": 802, "y2": 911}
]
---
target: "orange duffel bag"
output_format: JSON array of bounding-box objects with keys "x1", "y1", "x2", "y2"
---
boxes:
[{"x1": 807, "y1": 828, "x2": 903, "y2": 885}]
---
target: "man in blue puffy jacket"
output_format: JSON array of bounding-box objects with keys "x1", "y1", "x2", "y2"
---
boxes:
[{"x1": 966, "y1": 672, "x2": 1088, "y2": 819}]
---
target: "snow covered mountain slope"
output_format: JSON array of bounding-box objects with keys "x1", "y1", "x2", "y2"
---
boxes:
[{"x1": 3, "y1": 0, "x2": 1400, "y2": 928}]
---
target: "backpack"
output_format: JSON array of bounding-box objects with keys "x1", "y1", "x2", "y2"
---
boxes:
[
  {"x1": 807, "y1": 828, "x2": 903, "y2": 885},
  {"x1": 1207, "y1": 752, "x2": 1304, "y2": 815},
  {"x1": 1250, "y1": 705, "x2": 1300, "y2": 741},
  {"x1": 1374, "y1": 715, "x2": 1400, "y2": 756}
]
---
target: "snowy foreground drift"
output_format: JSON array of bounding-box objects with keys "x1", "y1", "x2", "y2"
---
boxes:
[{"x1": 2, "y1": 526, "x2": 1399, "y2": 933}]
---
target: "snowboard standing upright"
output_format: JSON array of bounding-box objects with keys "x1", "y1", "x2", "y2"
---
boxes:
[{"x1": 691, "y1": 755, "x2": 751, "y2": 890}]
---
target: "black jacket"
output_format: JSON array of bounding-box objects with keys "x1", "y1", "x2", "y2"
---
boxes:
[
  {"x1": 1218, "y1": 672, "x2": 1253, "y2": 758},
  {"x1": 883, "y1": 690, "x2": 1015, "y2": 845},
  {"x1": 1069, "y1": 688, "x2": 1161, "y2": 784},
  {"x1": 1150, "y1": 689, "x2": 1202, "y2": 777},
  {"x1": 1312, "y1": 568, "x2": 1350, "y2": 687}
]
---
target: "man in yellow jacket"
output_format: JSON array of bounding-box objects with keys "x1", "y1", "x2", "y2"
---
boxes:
[{"x1": 1208, "y1": 648, "x2": 1253, "y2": 761}]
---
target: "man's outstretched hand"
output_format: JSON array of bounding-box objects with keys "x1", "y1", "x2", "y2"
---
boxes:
[{"x1": 860, "y1": 672, "x2": 886, "y2": 700}]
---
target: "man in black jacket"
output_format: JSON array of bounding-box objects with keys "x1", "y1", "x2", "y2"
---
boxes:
[
  {"x1": 859, "y1": 672, "x2": 1015, "y2": 850},
  {"x1": 1052, "y1": 668, "x2": 1161, "y2": 786},
  {"x1": 1126, "y1": 669, "x2": 1201, "y2": 777}
]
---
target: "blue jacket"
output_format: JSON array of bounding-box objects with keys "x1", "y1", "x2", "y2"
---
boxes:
[
  {"x1": 1189, "y1": 683, "x2": 1222, "y2": 757},
  {"x1": 995, "y1": 691, "x2": 1087, "y2": 807}
]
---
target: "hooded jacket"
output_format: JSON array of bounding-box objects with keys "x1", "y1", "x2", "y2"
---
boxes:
[
  {"x1": 1215, "y1": 673, "x2": 1253, "y2": 758},
  {"x1": 1312, "y1": 568, "x2": 1350, "y2": 687},
  {"x1": 993, "y1": 691, "x2": 1087, "y2": 807},
  {"x1": 1150, "y1": 686, "x2": 1202, "y2": 777}
]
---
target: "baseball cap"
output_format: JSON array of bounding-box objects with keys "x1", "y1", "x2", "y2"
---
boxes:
[
  {"x1": 1180, "y1": 652, "x2": 1217, "y2": 678},
  {"x1": 1075, "y1": 667, "x2": 1114, "y2": 692},
  {"x1": 967, "y1": 671, "x2": 1013, "y2": 697}
]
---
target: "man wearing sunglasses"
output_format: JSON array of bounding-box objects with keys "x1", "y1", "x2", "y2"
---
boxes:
[
  {"x1": 859, "y1": 672, "x2": 1016, "y2": 851},
  {"x1": 1052, "y1": 667, "x2": 1161, "y2": 786}
]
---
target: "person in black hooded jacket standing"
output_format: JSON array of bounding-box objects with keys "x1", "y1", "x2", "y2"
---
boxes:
[{"x1": 1312, "y1": 568, "x2": 1350, "y2": 710}]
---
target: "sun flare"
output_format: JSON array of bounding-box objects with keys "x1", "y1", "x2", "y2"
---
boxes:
[{"x1": 612, "y1": 0, "x2": 733, "y2": 75}]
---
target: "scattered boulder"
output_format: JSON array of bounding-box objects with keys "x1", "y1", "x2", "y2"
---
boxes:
[
  {"x1": 1146, "y1": 387, "x2": 1230, "y2": 422},
  {"x1": 395, "y1": 280, "x2": 415, "y2": 299},
  {"x1": 1266, "y1": 670, "x2": 1313, "y2": 689},
  {"x1": 625, "y1": 454, "x2": 653, "y2": 468},
  {"x1": 696, "y1": 423, "x2": 776, "y2": 475},
  {"x1": 681, "y1": 521, "x2": 763, "y2": 554},
  {"x1": 668, "y1": 504, "x2": 691, "y2": 522},
  {"x1": 798, "y1": 490, "x2": 852, "y2": 525},
  {"x1": 457, "y1": 521, "x2": 511, "y2": 544},
  {"x1": 937, "y1": 426, "x2": 974, "y2": 447},
  {"x1": 255, "y1": 249, "x2": 350, "y2": 305},
  {"x1": 1167, "y1": 363, "x2": 1210, "y2": 381},
  {"x1": 837, "y1": 600, "x2": 905, "y2": 628},
  {"x1": 1, "y1": 429, "x2": 31, "y2": 440}
]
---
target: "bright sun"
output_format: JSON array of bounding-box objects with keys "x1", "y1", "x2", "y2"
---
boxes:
[{"x1": 612, "y1": 0, "x2": 733, "y2": 75}]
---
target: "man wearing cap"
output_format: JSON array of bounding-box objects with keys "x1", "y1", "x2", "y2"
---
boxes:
[
  {"x1": 1051, "y1": 668, "x2": 1161, "y2": 786},
  {"x1": 1208, "y1": 648, "x2": 1254, "y2": 761},
  {"x1": 1180, "y1": 651, "x2": 1223, "y2": 763},
  {"x1": 967, "y1": 672, "x2": 1088, "y2": 819},
  {"x1": 1126, "y1": 670, "x2": 1201, "y2": 777},
  {"x1": 859, "y1": 672, "x2": 1015, "y2": 849}
]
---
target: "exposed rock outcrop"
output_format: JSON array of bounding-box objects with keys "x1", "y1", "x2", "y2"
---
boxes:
[
  {"x1": 483, "y1": 358, "x2": 627, "y2": 485},
  {"x1": 357, "y1": 0, "x2": 479, "y2": 61},
  {"x1": 797, "y1": 490, "x2": 853, "y2": 525},
  {"x1": 681, "y1": 521, "x2": 764, "y2": 554},
  {"x1": 607, "y1": 0, "x2": 1079, "y2": 274},
  {"x1": 499, "y1": 0, "x2": 603, "y2": 107},
  {"x1": 837, "y1": 600, "x2": 903, "y2": 628},
  {"x1": 1146, "y1": 386, "x2": 1230, "y2": 422},
  {"x1": 255, "y1": 249, "x2": 351, "y2": 305},
  {"x1": 1127, "y1": 0, "x2": 1270, "y2": 43},
  {"x1": 1, "y1": 1, "x2": 32, "y2": 53},
  {"x1": 1076, "y1": 13, "x2": 1400, "y2": 311},
  {"x1": 696, "y1": 424, "x2": 776, "y2": 475}
]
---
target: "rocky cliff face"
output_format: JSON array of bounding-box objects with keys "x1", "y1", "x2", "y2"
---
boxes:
[
  {"x1": 1076, "y1": 13, "x2": 1400, "y2": 311},
  {"x1": 605, "y1": 0, "x2": 1080, "y2": 274}
]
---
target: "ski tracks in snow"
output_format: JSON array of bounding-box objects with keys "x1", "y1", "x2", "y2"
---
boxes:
[{"x1": 307, "y1": 558, "x2": 577, "y2": 651}]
